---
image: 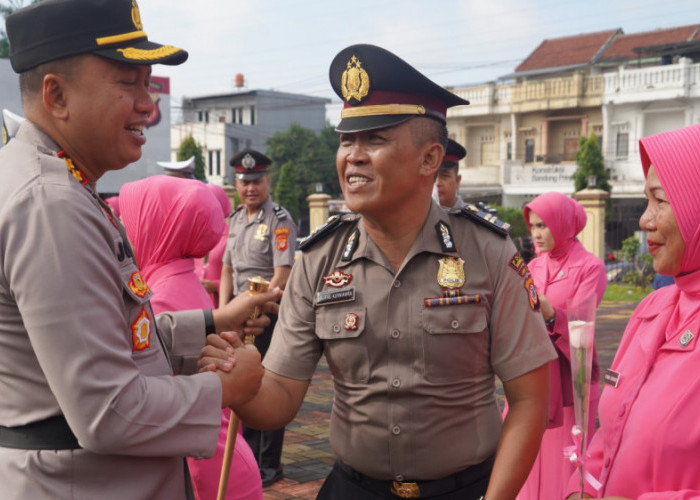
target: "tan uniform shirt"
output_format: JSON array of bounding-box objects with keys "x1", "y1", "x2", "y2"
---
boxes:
[
  {"x1": 0, "y1": 122, "x2": 221, "y2": 499},
  {"x1": 264, "y1": 201, "x2": 556, "y2": 481},
  {"x1": 222, "y1": 196, "x2": 297, "y2": 295}
]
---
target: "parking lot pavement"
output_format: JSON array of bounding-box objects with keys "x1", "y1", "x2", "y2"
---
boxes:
[{"x1": 261, "y1": 300, "x2": 640, "y2": 500}]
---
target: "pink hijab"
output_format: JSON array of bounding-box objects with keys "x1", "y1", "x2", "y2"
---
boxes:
[
  {"x1": 640, "y1": 123, "x2": 700, "y2": 275},
  {"x1": 524, "y1": 191, "x2": 587, "y2": 259},
  {"x1": 105, "y1": 196, "x2": 120, "y2": 218},
  {"x1": 119, "y1": 175, "x2": 225, "y2": 313}
]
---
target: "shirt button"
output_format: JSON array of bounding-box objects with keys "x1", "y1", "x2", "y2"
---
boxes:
[
  {"x1": 451, "y1": 319, "x2": 460, "y2": 329},
  {"x1": 394, "y1": 474, "x2": 404, "y2": 482},
  {"x1": 332, "y1": 324, "x2": 341, "y2": 333},
  {"x1": 393, "y1": 280, "x2": 401, "y2": 288},
  {"x1": 391, "y1": 329, "x2": 400, "y2": 339},
  {"x1": 392, "y1": 425, "x2": 401, "y2": 435},
  {"x1": 391, "y1": 378, "x2": 401, "y2": 388}
]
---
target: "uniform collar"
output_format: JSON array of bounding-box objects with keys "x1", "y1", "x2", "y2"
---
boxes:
[
  {"x1": 337, "y1": 200, "x2": 457, "y2": 268},
  {"x1": 247, "y1": 195, "x2": 274, "y2": 221}
]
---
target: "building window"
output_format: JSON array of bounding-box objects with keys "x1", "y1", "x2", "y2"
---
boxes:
[
  {"x1": 250, "y1": 106, "x2": 255, "y2": 125},
  {"x1": 215, "y1": 150, "x2": 221, "y2": 176},
  {"x1": 208, "y1": 150, "x2": 213, "y2": 177},
  {"x1": 506, "y1": 142, "x2": 512, "y2": 161},
  {"x1": 616, "y1": 132, "x2": 628, "y2": 158},
  {"x1": 525, "y1": 139, "x2": 534, "y2": 163},
  {"x1": 198, "y1": 110, "x2": 209, "y2": 123}
]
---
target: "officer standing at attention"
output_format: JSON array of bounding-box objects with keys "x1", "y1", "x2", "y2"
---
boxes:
[
  {"x1": 434, "y1": 138, "x2": 467, "y2": 209},
  {"x1": 220, "y1": 148, "x2": 297, "y2": 487},
  {"x1": 0, "y1": 1, "x2": 281, "y2": 499},
  {"x1": 206, "y1": 44, "x2": 556, "y2": 500}
]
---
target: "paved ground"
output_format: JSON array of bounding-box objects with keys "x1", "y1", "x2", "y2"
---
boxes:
[{"x1": 260, "y1": 300, "x2": 640, "y2": 500}]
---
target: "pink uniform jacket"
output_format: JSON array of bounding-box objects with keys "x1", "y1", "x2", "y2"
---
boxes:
[
  {"x1": 120, "y1": 176, "x2": 262, "y2": 500},
  {"x1": 566, "y1": 124, "x2": 700, "y2": 499},
  {"x1": 517, "y1": 192, "x2": 606, "y2": 500}
]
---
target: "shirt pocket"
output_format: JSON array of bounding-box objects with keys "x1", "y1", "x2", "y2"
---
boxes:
[
  {"x1": 421, "y1": 304, "x2": 489, "y2": 382},
  {"x1": 315, "y1": 306, "x2": 369, "y2": 384}
]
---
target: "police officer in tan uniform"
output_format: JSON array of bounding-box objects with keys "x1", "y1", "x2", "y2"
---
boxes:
[
  {"x1": 435, "y1": 138, "x2": 467, "y2": 210},
  {"x1": 220, "y1": 148, "x2": 297, "y2": 486},
  {"x1": 207, "y1": 44, "x2": 556, "y2": 500},
  {"x1": 0, "y1": 1, "x2": 280, "y2": 499}
]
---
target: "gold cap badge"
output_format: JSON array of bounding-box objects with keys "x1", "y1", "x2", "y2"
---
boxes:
[
  {"x1": 341, "y1": 55, "x2": 370, "y2": 104},
  {"x1": 131, "y1": 0, "x2": 143, "y2": 30}
]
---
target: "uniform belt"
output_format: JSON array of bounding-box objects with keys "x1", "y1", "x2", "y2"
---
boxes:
[
  {"x1": 0, "y1": 415, "x2": 81, "y2": 450},
  {"x1": 337, "y1": 454, "x2": 493, "y2": 499}
]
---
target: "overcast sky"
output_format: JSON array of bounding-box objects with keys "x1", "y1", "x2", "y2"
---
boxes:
[{"x1": 138, "y1": 0, "x2": 697, "y2": 108}]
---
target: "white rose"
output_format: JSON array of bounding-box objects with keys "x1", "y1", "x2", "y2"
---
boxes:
[{"x1": 568, "y1": 320, "x2": 594, "y2": 349}]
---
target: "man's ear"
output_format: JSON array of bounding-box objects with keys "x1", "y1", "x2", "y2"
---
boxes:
[
  {"x1": 42, "y1": 73, "x2": 69, "y2": 120},
  {"x1": 419, "y1": 142, "x2": 443, "y2": 177}
]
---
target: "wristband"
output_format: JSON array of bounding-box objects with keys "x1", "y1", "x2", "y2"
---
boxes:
[{"x1": 203, "y1": 309, "x2": 216, "y2": 335}]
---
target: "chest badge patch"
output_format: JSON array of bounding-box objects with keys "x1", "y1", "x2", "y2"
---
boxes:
[
  {"x1": 131, "y1": 307, "x2": 151, "y2": 351},
  {"x1": 128, "y1": 271, "x2": 151, "y2": 298},
  {"x1": 254, "y1": 223, "x2": 268, "y2": 241},
  {"x1": 437, "y1": 257, "x2": 465, "y2": 296},
  {"x1": 679, "y1": 330, "x2": 695, "y2": 348},
  {"x1": 344, "y1": 312, "x2": 359, "y2": 331},
  {"x1": 323, "y1": 270, "x2": 353, "y2": 288},
  {"x1": 275, "y1": 227, "x2": 290, "y2": 251}
]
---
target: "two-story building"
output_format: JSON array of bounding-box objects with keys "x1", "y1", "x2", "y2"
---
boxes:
[
  {"x1": 447, "y1": 24, "x2": 700, "y2": 248},
  {"x1": 172, "y1": 89, "x2": 330, "y2": 185}
]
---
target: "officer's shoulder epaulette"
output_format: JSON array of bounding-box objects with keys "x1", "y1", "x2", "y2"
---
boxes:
[
  {"x1": 299, "y1": 213, "x2": 357, "y2": 252},
  {"x1": 231, "y1": 204, "x2": 245, "y2": 215},
  {"x1": 456, "y1": 204, "x2": 511, "y2": 237},
  {"x1": 272, "y1": 204, "x2": 287, "y2": 220}
]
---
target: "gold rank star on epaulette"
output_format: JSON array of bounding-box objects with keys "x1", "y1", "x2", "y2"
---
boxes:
[{"x1": 457, "y1": 204, "x2": 511, "y2": 237}]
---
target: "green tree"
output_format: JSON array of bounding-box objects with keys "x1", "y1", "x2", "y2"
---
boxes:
[
  {"x1": 265, "y1": 123, "x2": 340, "y2": 232},
  {"x1": 573, "y1": 132, "x2": 611, "y2": 193},
  {"x1": 619, "y1": 235, "x2": 654, "y2": 289},
  {"x1": 274, "y1": 162, "x2": 300, "y2": 221},
  {"x1": 1, "y1": 0, "x2": 41, "y2": 58},
  {"x1": 176, "y1": 135, "x2": 206, "y2": 181}
]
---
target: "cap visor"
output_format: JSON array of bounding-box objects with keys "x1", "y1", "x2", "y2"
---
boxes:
[
  {"x1": 335, "y1": 114, "x2": 419, "y2": 134},
  {"x1": 95, "y1": 39, "x2": 188, "y2": 66},
  {"x1": 235, "y1": 172, "x2": 266, "y2": 181}
]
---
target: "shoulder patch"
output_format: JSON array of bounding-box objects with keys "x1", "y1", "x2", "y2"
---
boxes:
[
  {"x1": 273, "y1": 205, "x2": 287, "y2": 221},
  {"x1": 457, "y1": 204, "x2": 511, "y2": 237},
  {"x1": 299, "y1": 214, "x2": 356, "y2": 252}
]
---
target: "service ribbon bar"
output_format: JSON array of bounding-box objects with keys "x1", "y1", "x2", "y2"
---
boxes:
[{"x1": 423, "y1": 294, "x2": 481, "y2": 308}]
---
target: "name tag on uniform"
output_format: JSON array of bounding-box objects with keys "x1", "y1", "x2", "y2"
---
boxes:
[
  {"x1": 604, "y1": 369, "x2": 621, "y2": 388},
  {"x1": 316, "y1": 286, "x2": 355, "y2": 306}
]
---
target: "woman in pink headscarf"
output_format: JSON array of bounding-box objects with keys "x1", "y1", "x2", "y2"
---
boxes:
[
  {"x1": 566, "y1": 124, "x2": 700, "y2": 499},
  {"x1": 516, "y1": 191, "x2": 607, "y2": 500},
  {"x1": 198, "y1": 184, "x2": 232, "y2": 308},
  {"x1": 119, "y1": 175, "x2": 262, "y2": 500}
]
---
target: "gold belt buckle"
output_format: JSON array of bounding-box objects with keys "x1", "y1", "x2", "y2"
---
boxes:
[{"x1": 391, "y1": 481, "x2": 420, "y2": 498}]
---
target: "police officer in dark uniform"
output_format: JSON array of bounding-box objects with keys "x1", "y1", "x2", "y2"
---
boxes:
[
  {"x1": 220, "y1": 148, "x2": 297, "y2": 486},
  {"x1": 434, "y1": 138, "x2": 467, "y2": 209},
  {"x1": 208, "y1": 44, "x2": 556, "y2": 500}
]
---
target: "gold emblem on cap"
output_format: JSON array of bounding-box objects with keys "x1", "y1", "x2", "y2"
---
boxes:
[
  {"x1": 341, "y1": 55, "x2": 370, "y2": 104},
  {"x1": 242, "y1": 153, "x2": 256, "y2": 170},
  {"x1": 437, "y1": 257, "x2": 465, "y2": 290},
  {"x1": 131, "y1": 0, "x2": 143, "y2": 30}
]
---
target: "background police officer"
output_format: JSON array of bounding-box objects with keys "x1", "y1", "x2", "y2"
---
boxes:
[
  {"x1": 220, "y1": 148, "x2": 297, "y2": 486},
  {"x1": 434, "y1": 138, "x2": 467, "y2": 209}
]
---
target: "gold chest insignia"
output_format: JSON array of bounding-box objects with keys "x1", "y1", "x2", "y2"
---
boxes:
[
  {"x1": 341, "y1": 55, "x2": 370, "y2": 104},
  {"x1": 254, "y1": 223, "x2": 268, "y2": 241},
  {"x1": 437, "y1": 256, "x2": 465, "y2": 292},
  {"x1": 131, "y1": 0, "x2": 143, "y2": 30}
]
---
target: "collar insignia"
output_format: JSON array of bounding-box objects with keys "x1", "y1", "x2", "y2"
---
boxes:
[
  {"x1": 131, "y1": 0, "x2": 143, "y2": 30},
  {"x1": 435, "y1": 220, "x2": 456, "y2": 253},
  {"x1": 128, "y1": 271, "x2": 151, "y2": 298},
  {"x1": 323, "y1": 270, "x2": 353, "y2": 288},
  {"x1": 341, "y1": 55, "x2": 370, "y2": 105},
  {"x1": 680, "y1": 330, "x2": 694, "y2": 347},
  {"x1": 58, "y1": 150, "x2": 89, "y2": 186},
  {"x1": 341, "y1": 228, "x2": 360, "y2": 261}
]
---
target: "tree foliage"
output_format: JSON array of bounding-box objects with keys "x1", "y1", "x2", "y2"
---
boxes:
[
  {"x1": 492, "y1": 205, "x2": 529, "y2": 238},
  {"x1": 176, "y1": 135, "x2": 206, "y2": 181},
  {"x1": 573, "y1": 132, "x2": 611, "y2": 193},
  {"x1": 1, "y1": 0, "x2": 41, "y2": 58},
  {"x1": 619, "y1": 235, "x2": 654, "y2": 289},
  {"x1": 265, "y1": 123, "x2": 340, "y2": 232}
]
